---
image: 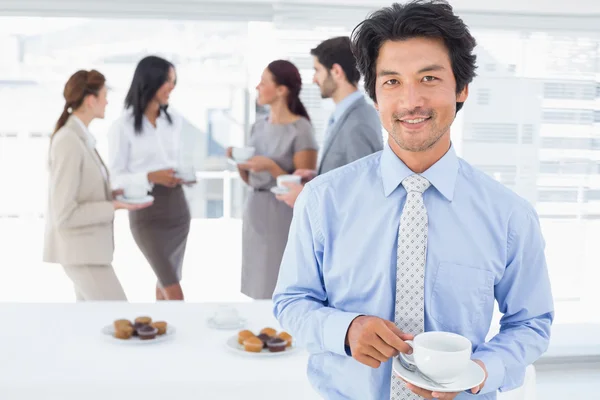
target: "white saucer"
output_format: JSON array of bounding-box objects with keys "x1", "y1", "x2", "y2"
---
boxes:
[
  {"x1": 101, "y1": 324, "x2": 176, "y2": 345},
  {"x1": 227, "y1": 157, "x2": 251, "y2": 166},
  {"x1": 225, "y1": 335, "x2": 300, "y2": 357},
  {"x1": 270, "y1": 187, "x2": 289, "y2": 195},
  {"x1": 392, "y1": 357, "x2": 485, "y2": 393},
  {"x1": 207, "y1": 317, "x2": 247, "y2": 330},
  {"x1": 116, "y1": 195, "x2": 154, "y2": 204}
]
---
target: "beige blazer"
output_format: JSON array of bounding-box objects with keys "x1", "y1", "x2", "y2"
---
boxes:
[{"x1": 43, "y1": 116, "x2": 115, "y2": 265}]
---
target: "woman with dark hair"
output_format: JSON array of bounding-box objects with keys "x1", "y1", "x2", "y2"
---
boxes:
[
  {"x1": 44, "y1": 70, "x2": 152, "y2": 301},
  {"x1": 108, "y1": 55, "x2": 191, "y2": 301},
  {"x1": 226, "y1": 59, "x2": 318, "y2": 299}
]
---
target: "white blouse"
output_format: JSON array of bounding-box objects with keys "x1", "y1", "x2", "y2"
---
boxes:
[
  {"x1": 72, "y1": 115, "x2": 108, "y2": 182},
  {"x1": 107, "y1": 109, "x2": 183, "y2": 190}
]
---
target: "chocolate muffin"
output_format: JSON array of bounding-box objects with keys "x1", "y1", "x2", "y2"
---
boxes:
[
  {"x1": 137, "y1": 324, "x2": 158, "y2": 340},
  {"x1": 132, "y1": 322, "x2": 148, "y2": 336},
  {"x1": 256, "y1": 333, "x2": 271, "y2": 349},
  {"x1": 266, "y1": 337, "x2": 287, "y2": 353}
]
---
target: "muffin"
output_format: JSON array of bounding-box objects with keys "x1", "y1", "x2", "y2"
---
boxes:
[
  {"x1": 135, "y1": 316, "x2": 152, "y2": 325},
  {"x1": 113, "y1": 319, "x2": 132, "y2": 330},
  {"x1": 243, "y1": 336, "x2": 264, "y2": 353},
  {"x1": 260, "y1": 327, "x2": 277, "y2": 337},
  {"x1": 278, "y1": 332, "x2": 293, "y2": 347},
  {"x1": 238, "y1": 330, "x2": 255, "y2": 345},
  {"x1": 256, "y1": 333, "x2": 271, "y2": 349},
  {"x1": 132, "y1": 322, "x2": 147, "y2": 336},
  {"x1": 137, "y1": 324, "x2": 158, "y2": 340},
  {"x1": 151, "y1": 321, "x2": 168, "y2": 335},
  {"x1": 266, "y1": 337, "x2": 287, "y2": 353},
  {"x1": 114, "y1": 326, "x2": 134, "y2": 340}
]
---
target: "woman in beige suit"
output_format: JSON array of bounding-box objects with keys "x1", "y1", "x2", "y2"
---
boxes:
[{"x1": 43, "y1": 70, "x2": 152, "y2": 301}]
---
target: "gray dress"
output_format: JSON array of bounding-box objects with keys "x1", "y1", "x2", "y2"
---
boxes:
[{"x1": 241, "y1": 116, "x2": 318, "y2": 299}]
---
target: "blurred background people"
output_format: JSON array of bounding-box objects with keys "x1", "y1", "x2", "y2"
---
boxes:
[
  {"x1": 108, "y1": 56, "x2": 191, "y2": 301},
  {"x1": 276, "y1": 36, "x2": 383, "y2": 207},
  {"x1": 44, "y1": 69, "x2": 152, "y2": 301},
  {"x1": 227, "y1": 60, "x2": 318, "y2": 299}
]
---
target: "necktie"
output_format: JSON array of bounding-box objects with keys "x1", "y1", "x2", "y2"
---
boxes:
[{"x1": 391, "y1": 174, "x2": 431, "y2": 400}]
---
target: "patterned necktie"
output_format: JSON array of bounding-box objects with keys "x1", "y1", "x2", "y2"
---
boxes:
[{"x1": 391, "y1": 174, "x2": 431, "y2": 400}]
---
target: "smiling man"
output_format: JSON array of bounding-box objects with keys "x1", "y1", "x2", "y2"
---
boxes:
[{"x1": 272, "y1": 1, "x2": 554, "y2": 400}]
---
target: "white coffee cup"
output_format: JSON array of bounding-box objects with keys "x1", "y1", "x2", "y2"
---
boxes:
[
  {"x1": 277, "y1": 174, "x2": 301, "y2": 190},
  {"x1": 123, "y1": 184, "x2": 148, "y2": 199},
  {"x1": 175, "y1": 168, "x2": 196, "y2": 183},
  {"x1": 231, "y1": 147, "x2": 255, "y2": 162},
  {"x1": 400, "y1": 331, "x2": 472, "y2": 384},
  {"x1": 212, "y1": 305, "x2": 241, "y2": 325}
]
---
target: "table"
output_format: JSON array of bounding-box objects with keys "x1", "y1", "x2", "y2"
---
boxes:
[{"x1": 0, "y1": 301, "x2": 534, "y2": 399}]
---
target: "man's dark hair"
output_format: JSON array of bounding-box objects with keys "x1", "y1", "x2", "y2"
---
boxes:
[
  {"x1": 310, "y1": 36, "x2": 361, "y2": 86},
  {"x1": 351, "y1": 0, "x2": 477, "y2": 112}
]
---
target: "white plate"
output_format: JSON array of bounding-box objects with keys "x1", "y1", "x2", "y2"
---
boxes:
[
  {"x1": 392, "y1": 357, "x2": 485, "y2": 393},
  {"x1": 115, "y1": 195, "x2": 154, "y2": 205},
  {"x1": 270, "y1": 187, "x2": 289, "y2": 195},
  {"x1": 101, "y1": 324, "x2": 176, "y2": 345},
  {"x1": 207, "y1": 317, "x2": 247, "y2": 330},
  {"x1": 225, "y1": 335, "x2": 300, "y2": 357}
]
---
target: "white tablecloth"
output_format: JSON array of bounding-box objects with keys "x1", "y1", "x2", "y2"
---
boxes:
[{"x1": 0, "y1": 301, "x2": 534, "y2": 400}]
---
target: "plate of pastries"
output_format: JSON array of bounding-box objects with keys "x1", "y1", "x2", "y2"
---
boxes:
[
  {"x1": 227, "y1": 327, "x2": 298, "y2": 356},
  {"x1": 101, "y1": 316, "x2": 175, "y2": 344}
]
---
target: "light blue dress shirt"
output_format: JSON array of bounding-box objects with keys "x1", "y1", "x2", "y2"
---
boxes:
[
  {"x1": 329, "y1": 90, "x2": 364, "y2": 131},
  {"x1": 273, "y1": 142, "x2": 554, "y2": 400}
]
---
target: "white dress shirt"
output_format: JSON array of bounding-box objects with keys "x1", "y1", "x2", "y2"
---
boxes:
[
  {"x1": 71, "y1": 115, "x2": 108, "y2": 182},
  {"x1": 107, "y1": 109, "x2": 183, "y2": 190}
]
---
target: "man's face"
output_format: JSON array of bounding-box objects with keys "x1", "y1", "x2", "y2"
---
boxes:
[
  {"x1": 312, "y1": 56, "x2": 337, "y2": 99},
  {"x1": 374, "y1": 37, "x2": 468, "y2": 153}
]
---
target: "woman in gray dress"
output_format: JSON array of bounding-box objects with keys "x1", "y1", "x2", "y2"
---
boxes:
[{"x1": 228, "y1": 60, "x2": 318, "y2": 299}]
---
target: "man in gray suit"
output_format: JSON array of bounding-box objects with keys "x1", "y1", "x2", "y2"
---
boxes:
[{"x1": 276, "y1": 36, "x2": 383, "y2": 207}]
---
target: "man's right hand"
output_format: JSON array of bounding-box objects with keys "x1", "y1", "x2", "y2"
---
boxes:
[{"x1": 346, "y1": 316, "x2": 414, "y2": 368}]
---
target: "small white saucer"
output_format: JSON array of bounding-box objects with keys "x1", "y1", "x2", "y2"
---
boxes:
[
  {"x1": 116, "y1": 195, "x2": 154, "y2": 205},
  {"x1": 392, "y1": 357, "x2": 485, "y2": 393},
  {"x1": 206, "y1": 317, "x2": 247, "y2": 330},
  {"x1": 270, "y1": 187, "x2": 289, "y2": 195}
]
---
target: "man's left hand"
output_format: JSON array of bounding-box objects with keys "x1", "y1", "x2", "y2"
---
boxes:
[
  {"x1": 275, "y1": 182, "x2": 304, "y2": 208},
  {"x1": 400, "y1": 359, "x2": 487, "y2": 400}
]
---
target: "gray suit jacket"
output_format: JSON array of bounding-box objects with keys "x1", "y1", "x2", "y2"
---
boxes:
[{"x1": 317, "y1": 96, "x2": 383, "y2": 175}]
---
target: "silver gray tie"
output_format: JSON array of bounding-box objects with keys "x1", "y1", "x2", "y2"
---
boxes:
[{"x1": 391, "y1": 174, "x2": 431, "y2": 400}]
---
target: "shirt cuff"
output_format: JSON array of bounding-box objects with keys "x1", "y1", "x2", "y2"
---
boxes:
[
  {"x1": 471, "y1": 351, "x2": 505, "y2": 395},
  {"x1": 323, "y1": 311, "x2": 362, "y2": 356}
]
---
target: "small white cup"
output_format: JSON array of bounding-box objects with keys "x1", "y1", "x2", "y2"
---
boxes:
[
  {"x1": 175, "y1": 168, "x2": 196, "y2": 183},
  {"x1": 212, "y1": 306, "x2": 241, "y2": 325},
  {"x1": 400, "y1": 331, "x2": 472, "y2": 384},
  {"x1": 123, "y1": 184, "x2": 148, "y2": 199},
  {"x1": 231, "y1": 147, "x2": 255, "y2": 162},
  {"x1": 277, "y1": 174, "x2": 301, "y2": 190}
]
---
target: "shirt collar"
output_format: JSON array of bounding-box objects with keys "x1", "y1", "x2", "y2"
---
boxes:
[
  {"x1": 71, "y1": 115, "x2": 96, "y2": 149},
  {"x1": 331, "y1": 90, "x2": 363, "y2": 125},
  {"x1": 380, "y1": 141, "x2": 459, "y2": 201}
]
